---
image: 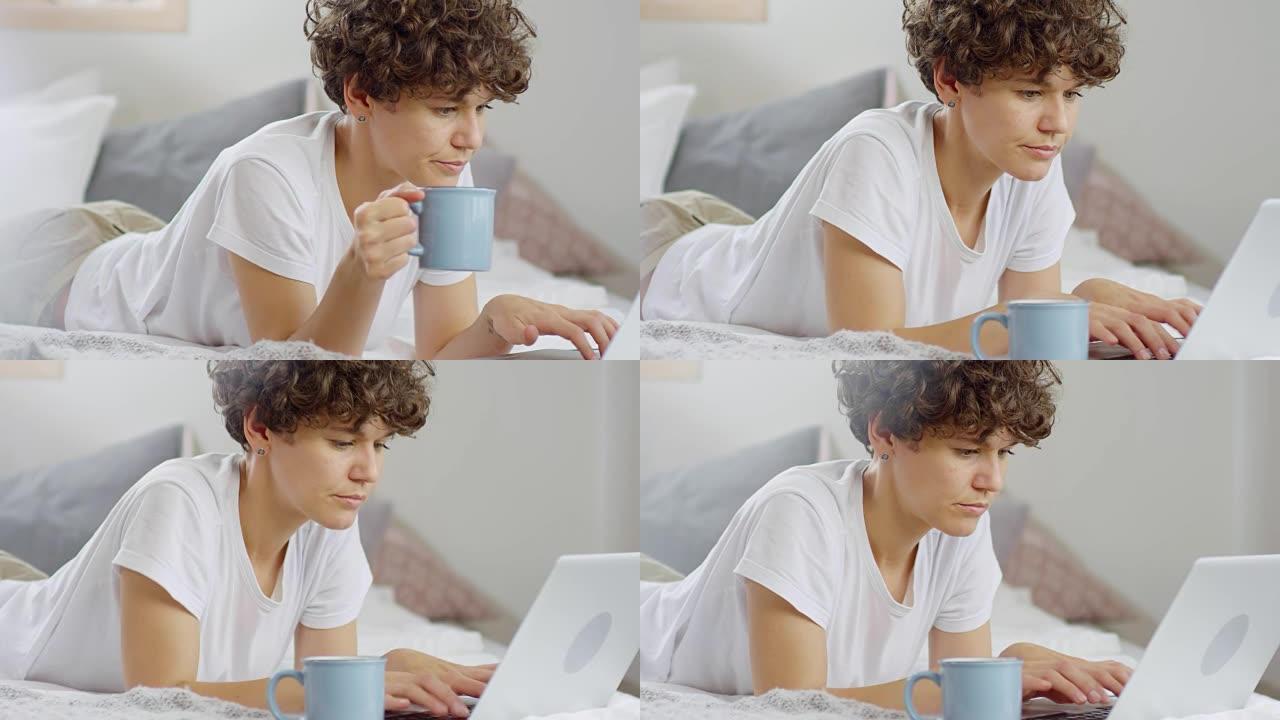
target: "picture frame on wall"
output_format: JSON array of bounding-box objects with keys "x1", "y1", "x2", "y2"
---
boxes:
[
  {"x1": 640, "y1": 0, "x2": 767, "y2": 23},
  {"x1": 0, "y1": 0, "x2": 187, "y2": 32}
]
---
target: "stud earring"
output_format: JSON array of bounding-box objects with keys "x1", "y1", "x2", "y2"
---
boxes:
[
  {"x1": 357, "y1": 115, "x2": 367, "y2": 123},
  {"x1": 947, "y1": 100, "x2": 957, "y2": 108},
  {"x1": 256, "y1": 448, "x2": 266, "y2": 456},
  {"x1": 880, "y1": 453, "x2": 889, "y2": 461}
]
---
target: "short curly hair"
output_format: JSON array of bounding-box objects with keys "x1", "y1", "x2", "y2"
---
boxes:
[
  {"x1": 305, "y1": 0, "x2": 536, "y2": 113},
  {"x1": 903, "y1": 0, "x2": 1126, "y2": 100},
  {"x1": 208, "y1": 361, "x2": 435, "y2": 450},
  {"x1": 834, "y1": 361, "x2": 1061, "y2": 453}
]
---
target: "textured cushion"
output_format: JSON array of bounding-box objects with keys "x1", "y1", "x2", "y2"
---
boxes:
[
  {"x1": 664, "y1": 67, "x2": 892, "y2": 218},
  {"x1": 0, "y1": 549, "x2": 47, "y2": 581},
  {"x1": 0, "y1": 424, "x2": 186, "y2": 574},
  {"x1": 1074, "y1": 160, "x2": 1202, "y2": 265},
  {"x1": 1002, "y1": 517, "x2": 1137, "y2": 623},
  {"x1": 640, "y1": 426, "x2": 824, "y2": 575},
  {"x1": 494, "y1": 168, "x2": 621, "y2": 276},
  {"x1": 370, "y1": 516, "x2": 502, "y2": 623},
  {"x1": 84, "y1": 79, "x2": 307, "y2": 221}
]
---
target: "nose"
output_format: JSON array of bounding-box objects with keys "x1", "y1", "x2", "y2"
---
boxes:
[
  {"x1": 973, "y1": 455, "x2": 1004, "y2": 495},
  {"x1": 348, "y1": 444, "x2": 380, "y2": 486},
  {"x1": 1038, "y1": 96, "x2": 1070, "y2": 139},
  {"x1": 453, "y1": 110, "x2": 484, "y2": 151}
]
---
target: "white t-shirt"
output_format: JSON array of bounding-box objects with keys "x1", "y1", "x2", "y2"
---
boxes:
[
  {"x1": 0, "y1": 453, "x2": 372, "y2": 692},
  {"x1": 65, "y1": 111, "x2": 473, "y2": 349},
  {"x1": 639, "y1": 458, "x2": 1002, "y2": 695},
  {"x1": 642, "y1": 101, "x2": 1076, "y2": 337}
]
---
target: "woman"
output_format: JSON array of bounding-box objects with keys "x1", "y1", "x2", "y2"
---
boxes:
[
  {"x1": 2, "y1": 0, "x2": 616, "y2": 359},
  {"x1": 0, "y1": 361, "x2": 483, "y2": 717},
  {"x1": 640, "y1": 361, "x2": 1132, "y2": 713},
  {"x1": 640, "y1": 0, "x2": 1200, "y2": 360}
]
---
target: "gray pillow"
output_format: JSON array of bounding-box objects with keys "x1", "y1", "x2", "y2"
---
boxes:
[
  {"x1": 664, "y1": 67, "x2": 891, "y2": 218},
  {"x1": 640, "y1": 426, "x2": 823, "y2": 575},
  {"x1": 0, "y1": 424, "x2": 185, "y2": 574},
  {"x1": 85, "y1": 79, "x2": 308, "y2": 221}
]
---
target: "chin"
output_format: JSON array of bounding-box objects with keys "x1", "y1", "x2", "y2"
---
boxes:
[
  {"x1": 313, "y1": 512, "x2": 358, "y2": 531},
  {"x1": 1004, "y1": 162, "x2": 1052, "y2": 183},
  {"x1": 936, "y1": 516, "x2": 981, "y2": 538}
]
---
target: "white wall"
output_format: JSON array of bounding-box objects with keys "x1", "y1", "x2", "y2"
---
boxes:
[
  {"x1": 0, "y1": 0, "x2": 638, "y2": 264},
  {"x1": 640, "y1": 361, "x2": 1280, "y2": 683},
  {"x1": 639, "y1": 0, "x2": 1280, "y2": 265},
  {"x1": 0, "y1": 360, "x2": 638, "y2": 618}
]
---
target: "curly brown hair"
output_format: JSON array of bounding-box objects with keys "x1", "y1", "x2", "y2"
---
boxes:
[
  {"x1": 208, "y1": 361, "x2": 435, "y2": 449},
  {"x1": 903, "y1": 0, "x2": 1126, "y2": 99},
  {"x1": 833, "y1": 361, "x2": 1061, "y2": 452},
  {"x1": 305, "y1": 0, "x2": 536, "y2": 113}
]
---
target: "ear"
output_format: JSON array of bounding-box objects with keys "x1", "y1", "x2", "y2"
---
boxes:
[
  {"x1": 343, "y1": 74, "x2": 375, "y2": 117},
  {"x1": 867, "y1": 411, "x2": 897, "y2": 456},
  {"x1": 931, "y1": 58, "x2": 962, "y2": 104},
  {"x1": 242, "y1": 405, "x2": 270, "y2": 451}
]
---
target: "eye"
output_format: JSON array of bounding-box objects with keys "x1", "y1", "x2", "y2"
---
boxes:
[
  {"x1": 998, "y1": 448, "x2": 1017, "y2": 457},
  {"x1": 478, "y1": 103, "x2": 495, "y2": 113},
  {"x1": 331, "y1": 440, "x2": 354, "y2": 449},
  {"x1": 434, "y1": 106, "x2": 458, "y2": 117},
  {"x1": 1021, "y1": 90, "x2": 1042, "y2": 100},
  {"x1": 1065, "y1": 90, "x2": 1084, "y2": 102},
  {"x1": 956, "y1": 448, "x2": 980, "y2": 457},
  {"x1": 375, "y1": 441, "x2": 392, "y2": 451}
]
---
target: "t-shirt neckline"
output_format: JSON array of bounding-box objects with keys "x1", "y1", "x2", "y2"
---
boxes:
[
  {"x1": 229, "y1": 454, "x2": 293, "y2": 611},
  {"x1": 922, "y1": 104, "x2": 992, "y2": 263},
  {"x1": 848, "y1": 459, "x2": 925, "y2": 617}
]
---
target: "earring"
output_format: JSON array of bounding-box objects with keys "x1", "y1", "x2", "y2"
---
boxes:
[
  {"x1": 356, "y1": 115, "x2": 367, "y2": 123},
  {"x1": 946, "y1": 100, "x2": 957, "y2": 108},
  {"x1": 880, "y1": 453, "x2": 889, "y2": 461},
  {"x1": 256, "y1": 448, "x2": 266, "y2": 456}
]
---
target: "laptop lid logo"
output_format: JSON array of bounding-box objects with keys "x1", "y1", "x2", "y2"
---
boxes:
[
  {"x1": 564, "y1": 612, "x2": 612, "y2": 674},
  {"x1": 1202, "y1": 614, "x2": 1249, "y2": 676}
]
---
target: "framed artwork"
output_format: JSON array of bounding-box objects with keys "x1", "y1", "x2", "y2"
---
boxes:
[
  {"x1": 640, "y1": 0, "x2": 767, "y2": 22},
  {"x1": 0, "y1": 0, "x2": 187, "y2": 32},
  {"x1": 0, "y1": 361, "x2": 64, "y2": 379}
]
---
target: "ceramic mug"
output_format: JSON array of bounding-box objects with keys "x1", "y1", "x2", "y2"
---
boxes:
[
  {"x1": 408, "y1": 186, "x2": 496, "y2": 272},
  {"x1": 905, "y1": 657, "x2": 1024, "y2": 720},
  {"x1": 267, "y1": 656, "x2": 386, "y2": 720},
  {"x1": 971, "y1": 299, "x2": 1090, "y2": 360}
]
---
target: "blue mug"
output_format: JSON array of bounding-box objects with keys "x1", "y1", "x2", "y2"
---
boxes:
[
  {"x1": 905, "y1": 657, "x2": 1023, "y2": 720},
  {"x1": 409, "y1": 187, "x2": 496, "y2": 272},
  {"x1": 267, "y1": 656, "x2": 386, "y2": 720},
  {"x1": 971, "y1": 299, "x2": 1089, "y2": 360}
]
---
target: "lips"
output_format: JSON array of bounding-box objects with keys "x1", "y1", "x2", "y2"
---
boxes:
[
  {"x1": 1022, "y1": 145, "x2": 1059, "y2": 160},
  {"x1": 955, "y1": 502, "x2": 989, "y2": 516},
  {"x1": 434, "y1": 160, "x2": 468, "y2": 174},
  {"x1": 334, "y1": 494, "x2": 366, "y2": 509}
]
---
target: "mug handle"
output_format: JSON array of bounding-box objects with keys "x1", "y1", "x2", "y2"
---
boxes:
[
  {"x1": 267, "y1": 668, "x2": 305, "y2": 720},
  {"x1": 407, "y1": 199, "x2": 425, "y2": 257},
  {"x1": 971, "y1": 311, "x2": 1009, "y2": 360},
  {"x1": 904, "y1": 670, "x2": 943, "y2": 720}
]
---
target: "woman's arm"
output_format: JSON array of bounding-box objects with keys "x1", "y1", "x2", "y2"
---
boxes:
[{"x1": 119, "y1": 567, "x2": 307, "y2": 712}]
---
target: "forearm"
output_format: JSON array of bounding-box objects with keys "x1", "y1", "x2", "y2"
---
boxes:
[
  {"x1": 181, "y1": 676, "x2": 303, "y2": 713},
  {"x1": 426, "y1": 314, "x2": 512, "y2": 359},
  {"x1": 828, "y1": 677, "x2": 940, "y2": 714},
  {"x1": 287, "y1": 249, "x2": 385, "y2": 356},
  {"x1": 864, "y1": 303, "x2": 1009, "y2": 356}
]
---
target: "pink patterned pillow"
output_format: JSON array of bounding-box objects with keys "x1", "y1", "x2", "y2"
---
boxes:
[
  {"x1": 1075, "y1": 160, "x2": 1203, "y2": 265},
  {"x1": 370, "y1": 517, "x2": 501, "y2": 623},
  {"x1": 495, "y1": 168, "x2": 622, "y2": 276},
  {"x1": 1002, "y1": 518, "x2": 1137, "y2": 624}
]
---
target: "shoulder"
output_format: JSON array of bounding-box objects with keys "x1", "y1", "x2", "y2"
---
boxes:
[
  {"x1": 212, "y1": 112, "x2": 338, "y2": 198},
  {"x1": 128, "y1": 455, "x2": 227, "y2": 514},
  {"x1": 829, "y1": 101, "x2": 936, "y2": 167},
  {"x1": 747, "y1": 461, "x2": 854, "y2": 533}
]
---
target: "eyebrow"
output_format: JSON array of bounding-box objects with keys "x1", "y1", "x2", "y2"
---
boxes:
[{"x1": 332, "y1": 424, "x2": 395, "y2": 440}]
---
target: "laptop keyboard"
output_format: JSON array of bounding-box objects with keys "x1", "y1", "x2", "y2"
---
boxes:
[{"x1": 1035, "y1": 708, "x2": 1113, "y2": 719}]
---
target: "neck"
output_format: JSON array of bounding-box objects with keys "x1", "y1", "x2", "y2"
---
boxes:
[
  {"x1": 860, "y1": 459, "x2": 932, "y2": 571},
  {"x1": 238, "y1": 454, "x2": 308, "y2": 569},
  {"x1": 333, "y1": 114, "x2": 403, "y2": 223},
  {"x1": 931, "y1": 107, "x2": 1003, "y2": 225}
]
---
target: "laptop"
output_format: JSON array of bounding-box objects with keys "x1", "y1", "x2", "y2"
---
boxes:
[
  {"x1": 1022, "y1": 554, "x2": 1280, "y2": 719},
  {"x1": 496, "y1": 295, "x2": 639, "y2": 360},
  {"x1": 1090, "y1": 200, "x2": 1280, "y2": 360},
  {"x1": 386, "y1": 553, "x2": 639, "y2": 720}
]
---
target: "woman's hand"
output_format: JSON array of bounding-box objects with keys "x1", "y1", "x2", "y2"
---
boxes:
[
  {"x1": 480, "y1": 294, "x2": 620, "y2": 359},
  {"x1": 1074, "y1": 278, "x2": 1203, "y2": 359},
  {"x1": 382, "y1": 648, "x2": 496, "y2": 717},
  {"x1": 1001, "y1": 643, "x2": 1132, "y2": 705},
  {"x1": 350, "y1": 182, "x2": 424, "y2": 282}
]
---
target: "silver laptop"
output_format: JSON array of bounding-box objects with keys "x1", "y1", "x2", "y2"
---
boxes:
[
  {"x1": 1023, "y1": 554, "x2": 1280, "y2": 719},
  {"x1": 387, "y1": 553, "x2": 639, "y2": 720},
  {"x1": 1091, "y1": 200, "x2": 1280, "y2": 360}
]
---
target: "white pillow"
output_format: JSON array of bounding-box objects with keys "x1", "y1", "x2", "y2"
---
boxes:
[
  {"x1": 0, "y1": 94, "x2": 117, "y2": 222},
  {"x1": 6, "y1": 69, "x2": 102, "y2": 106},
  {"x1": 639, "y1": 84, "x2": 696, "y2": 200}
]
